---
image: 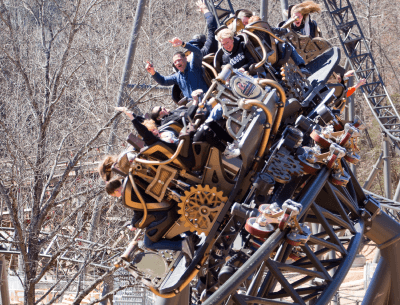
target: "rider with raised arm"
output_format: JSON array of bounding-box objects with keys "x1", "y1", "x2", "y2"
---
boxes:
[
  {"x1": 145, "y1": 37, "x2": 209, "y2": 99},
  {"x1": 278, "y1": 1, "x2": 322, "y2": 38},
  {"x1": 247, "y1": 15, "x2": 310, "y2": 76},
  {"x1": 189, "y1": 0, "x2": 219, "y2": 56}
]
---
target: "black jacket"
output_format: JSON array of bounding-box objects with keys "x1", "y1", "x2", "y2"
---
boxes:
[
  {"x1": 215, "y1": 37, "x2": 256, "y2": 72},
  {"x1": 158, "y1": 104, "x2": 198, "y2": 126},
  {"x1": 202, "y1": 12, "x2": 218, "y2": 56}
]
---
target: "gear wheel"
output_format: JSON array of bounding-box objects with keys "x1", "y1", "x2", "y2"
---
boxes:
[
  {"x1": 177, "y1": 185, "x2": 227, "y2": 235},
  {"x1": 281, "y1": 63, "x2": 311, "y2": 100}
]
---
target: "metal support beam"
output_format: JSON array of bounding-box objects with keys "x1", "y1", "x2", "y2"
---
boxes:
[
  {"x1": 279, "y1": 0, "x2": 288, "y2": 20},
  {"x1": 393, "y1": 179, "x2": 400, "y2": 203},
  {"x1": 364, "y1": 208, "x2": 400, "y2": 304},
  {"x1": 0, "y1": 255, "x2": 10, "y2": 305},
  {"x1": 108, "y1": 0, "x2": 148, "y2": 151},
  {"x1": 383, "y1": 134, "x2": 392, "y2": 199},
  {"x1": 347, "y1": 74, "x2": 357, "y2": 176},
  {"x1": 363, "y1": 153, "x2": 383, "y2": 190},
  {"x1": 260, "y1": 0, "x2": 268, "y2": 22}
]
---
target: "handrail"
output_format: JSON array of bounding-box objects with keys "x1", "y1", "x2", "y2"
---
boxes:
[
  {"x1": 242, "y1": 29, "x2": 268, "y2": 70},
  {"x1": 257, "y1": 79, "x2": 287, "y2": 148},
  {"x1": 239, "y1": 99, "x2": 272, "y2": 167},
  {"x1": 134, "y1": 139, "x2": 185, "y2": 165},
  {"x1": 244, "y1": 26, "x2": 285, "y2": 43},
  {"x1": 280, "y1": 16, "x2": 299, "y2": 29},
  {"x1": 202, "y1": 61, "x2": 218, "y2": 78},
  {"x1": 128, "y1": 172, "x2": 148, "y2": 228}
]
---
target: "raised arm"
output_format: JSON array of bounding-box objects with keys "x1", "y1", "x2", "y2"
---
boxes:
[
  {"x1": 145, "y1": 60, "x2": 178, "y2": 86},
  {"x1": 115, "y1": 107, "x2": 158, "y2": 145},
  {"x1": 196, "y1": 0, "x2": 218, "y2": 55},
  {"x1": 169, "y1": 37, "x2": 203, "y2": 68}
]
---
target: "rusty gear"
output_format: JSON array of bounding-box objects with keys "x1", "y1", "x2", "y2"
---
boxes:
[{"x1": 177, "y1": 185, "x2": 227, "y2": 235}]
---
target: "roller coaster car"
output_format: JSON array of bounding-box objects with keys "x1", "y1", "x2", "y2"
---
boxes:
[
  {"x1": 119, "y1": 44, "x2": 357, "y2": 298},
  {"x1": 117, "y1": 67, "x2": 285, "y2": 292}
]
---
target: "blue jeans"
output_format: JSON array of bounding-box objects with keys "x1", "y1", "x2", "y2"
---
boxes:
[
  {"x1": 144, "y1": 235, "x2": 183, "y2": 251},
  {"x1": 206, "y1": 104, "x2": 223, "y2": 122},
  {"x1": 282, "y1": 43, "x2": 305, "y2": 66}
]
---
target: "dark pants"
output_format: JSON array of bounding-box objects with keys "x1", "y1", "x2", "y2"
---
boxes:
[{"x1": 193, "y1": 121, "x2": 233, "y2": 152}]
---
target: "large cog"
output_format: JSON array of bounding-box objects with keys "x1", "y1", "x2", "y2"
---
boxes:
[{"x1": 177, "y1": 185, "x2": 227, "y2": 235}]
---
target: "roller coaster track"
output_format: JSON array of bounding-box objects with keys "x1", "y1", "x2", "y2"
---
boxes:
[
  {"x1": 323, "y1": 0, "x2": 400, "y2": 151},
  {"x1": 205, "y1": 0, "x2": 234, "y2": 26}
]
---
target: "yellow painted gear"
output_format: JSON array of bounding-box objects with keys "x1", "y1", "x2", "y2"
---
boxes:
[{"x1": 177, "y1": 185, "x2": 227, "y2": 235}]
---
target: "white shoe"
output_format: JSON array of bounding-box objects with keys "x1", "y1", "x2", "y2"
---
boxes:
[{"x1": 223, "y1": 145, "x2": 240, "y2": 159}]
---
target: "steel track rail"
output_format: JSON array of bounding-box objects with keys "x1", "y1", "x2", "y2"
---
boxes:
[
  {"x1": 322, "y1": 0, "x2": 400, "y2": 151},
  {"x1": 363, "y1": 189, "x2": 400, "y2": 211}
]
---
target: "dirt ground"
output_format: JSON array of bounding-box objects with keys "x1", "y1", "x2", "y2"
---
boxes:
[{"x1": 333, "y1": 241, "x2": 378, "y2": 304}]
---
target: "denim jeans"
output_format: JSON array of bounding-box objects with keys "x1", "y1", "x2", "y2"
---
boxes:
[
  {"x1": 144, "y1": 235, "x2": 183, "y2": 251},
  {"x1": 206, "y1": 104, "x2": 223, "y2": 122},
  {"x1": 282, "y1": 43, "x2": 305, "y2": 66}
]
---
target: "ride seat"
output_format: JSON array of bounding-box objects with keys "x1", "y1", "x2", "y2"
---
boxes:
[
  {"x1": 225, "y1": 16, "x2": 245, "y2": 34},
  {"x1": 158, "y1": 121, "x2": 182, "y2": 137},
  {"x1": 214, "y1": 35, "x2": 247, "y2": 73},
  {"x1": 301, "y1": 47, "x2": 341, "y2": 107},
  {"x1": 139, "y1": 141, "x2": 191, "y2": 170},
  {"x1": 203, "y1": 54, "x2": 217, "y2": 87},
  {"x1": 171, "y1": 62, "x2": 215, "y2": 104},
  {"x1": 192, "y1": 142, "x2": 211, "y2": 171},
  {"x1": 245, "y1": 20, "x2": 278, "y2": 66}
]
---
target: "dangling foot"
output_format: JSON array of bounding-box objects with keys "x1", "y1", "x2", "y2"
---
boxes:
[{"x1": 181, "y1": 234, "x2": 200, "y2": 266}]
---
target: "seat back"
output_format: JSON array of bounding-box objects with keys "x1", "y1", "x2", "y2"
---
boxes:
[
  {"x1": 282, "y1": 30, "x2": 331, "y2": 65},
  {"x1": 192, "y1": 142, "x2": 211, "y2": 171},
  {"x1": 225, "y1": 16, "x2": 245, "y2": 34},
  {"x1": 140, "y1": 142, "x2": 189, "y2": 170},
  {"x1": 158, "y1": 121, "x2": 182, "y2": 136},
  {"x1": 127, "y1": 133, "x2": 144, "y2": 150},
  {"x1": 302, "y1": 47, "x2": 341, "y2": 107},
  {"x1": 121, "y1": 176, "x2": 172, "y2": 211},
  {"x1": 202, "y1": 54, "x2": 217, "y2": 86},
  {"x1": 245, "y1": 21, "x2": 278, "y2": 66}
]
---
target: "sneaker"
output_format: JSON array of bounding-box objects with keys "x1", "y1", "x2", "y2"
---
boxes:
[
  {"x1": 181, "y1": 234, "x2": 200, "y2": 266},
  {"x1": 223, "y1": 145, "x2": 240, "y2": 159}
]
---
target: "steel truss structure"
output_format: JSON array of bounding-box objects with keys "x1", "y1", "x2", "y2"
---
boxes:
[{"x1": 323, "y1": 0, "x2": 400, "y2": 200}]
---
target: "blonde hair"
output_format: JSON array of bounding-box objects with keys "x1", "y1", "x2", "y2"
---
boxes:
[
  {"x1": 292, "y1": 1, "x2": 321, "y2": 17},
  {"x1": 143, "y1": 119, "x2": 158, "y2": 132},
  {"x1": 248, "y1": 16, "x2": 261, "y2": 24},
  {"x1": 216, "y1": 28, "x2": 234, "y2": 42}
]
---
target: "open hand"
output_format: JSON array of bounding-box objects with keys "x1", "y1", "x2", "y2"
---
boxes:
[
  {"x1": 115, "y1": 107, "x2": 134, "y2": 120},
  {"x1": 196, "y1": 0, "x2": 208, "y2": 13},
  {"x1": 344, "y1": 70, "x2": 355, "y2": 78},
  {"x1": 169, "y1": 37, "x2": 183, "y2": 47}
]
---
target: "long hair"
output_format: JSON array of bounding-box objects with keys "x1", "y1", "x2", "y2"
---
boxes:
[
  {"x1": 98, "y1": 155, "x2": 117, "y2": 181},
  {"x1": 292, "y1": 1, "x2": 321, "y2": 17},
  {"x1": 105, "y1": 179, "x2": 122, "y2": 195},
  {"x1": 143, "y1": 119, "x2": 158, "y2": 132}
]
